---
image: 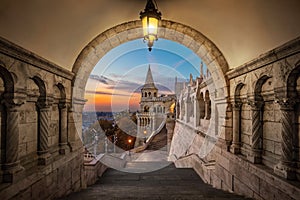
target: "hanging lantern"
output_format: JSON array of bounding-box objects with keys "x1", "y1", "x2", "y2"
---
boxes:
[{"x1": 140, "y1": 0, "x2": 162, "y2": 51}]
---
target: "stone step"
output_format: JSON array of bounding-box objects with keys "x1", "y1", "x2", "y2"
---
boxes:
[
  {"x1": 124, "y1": 161, "x2": 171, "y2": 173},
  {"x1": 61, "y1": 164, "x2": 252, "y2": 200}
]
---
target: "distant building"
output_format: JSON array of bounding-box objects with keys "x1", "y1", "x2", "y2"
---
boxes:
[{"x1": 135, "y1": 66, "x2": 176, "y2": 146}]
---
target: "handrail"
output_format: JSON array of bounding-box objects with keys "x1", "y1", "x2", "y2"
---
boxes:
[
  {"x1": 146, "y1": 115, "x2": 167, "y2": 143},
  {"x1": 130, "y1": 115, "x2": 167, "y2": 153},
  {"x1": 175, "y1": 153, "x2": 215, "y2": 167}
]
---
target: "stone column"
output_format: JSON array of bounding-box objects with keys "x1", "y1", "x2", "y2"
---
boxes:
[
  {"x1": 166, "y1": 113, "x2": 175, "y2": 152},
  {"x1": 184, "y1": 100, "x2": 189, "y2": 122},
  {"x1": 274, "y1": 98, "x2": 296, "y2": 180},
  {"x1": 247, "y1": 100, "x2": 264, "y2": 164},
  {"x1": 152, "y1": 115, "x2": 156, "y2": 132},
  {"x1": 185, "y1": 96, "x2": 192, "y2": 123},
  {"x1": 59, "y1": 103, "x2": 68, "y2": 155},
  {"x1": 199, "y1": 98, "x2": 205, "y2": 119},
  {"x1": 68, "y1": 107, "x2": 76, "y2": 151},
  {"x1": 230, "y1": 102, "x2": 242, "y2": 154},
  {"x1": 204, "y1": 99, "x2": 211, "y2": 120},
  {"x1": 180, "y1": 101, "x2": 184, "y2": 120},
  {"x1": 176, "y1": 103, "x2": 180, "y2": 119},
  {"x1": 194, "y1": 98, "x2": 200, "y2": 127},
  {"x1": 137, "y1": 117, "x2": 140, "y2": 136},
  {"x1": 2, "y1": 103, "x2": 23, "y2": 182},
  {"x1": 37, "y1": 106, "x2": 51, "y2": 165}
]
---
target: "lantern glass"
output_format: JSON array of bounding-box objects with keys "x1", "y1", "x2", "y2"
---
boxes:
[{"x1": 142, "y1": 16, "x2": 158, "y2": 38}]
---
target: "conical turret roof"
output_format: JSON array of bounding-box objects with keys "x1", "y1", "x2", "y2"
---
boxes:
[{"x1": 142, "y1": 65, "x2": 157, "y2": 90}]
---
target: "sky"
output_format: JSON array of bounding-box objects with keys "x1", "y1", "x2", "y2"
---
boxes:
[{"x1": 84, "y1": 38, "x2": 206, "y2": 112}]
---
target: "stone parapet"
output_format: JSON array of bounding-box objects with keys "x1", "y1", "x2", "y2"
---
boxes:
[
  {"x1": 0, "y1": 36, "x2": 85, "y2": 199},
  {"x1": 0, "y1": 151, "x2": 84, "y2": 200},
  {"x1": 0, "y1": 37, "x2": 74, "y2": 80}
]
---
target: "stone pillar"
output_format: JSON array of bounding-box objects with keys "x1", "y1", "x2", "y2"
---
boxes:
[
  {"x1": 68, "y1": 107, "x2": 77, "y2": 151},
  {"x1": 274, "y1": 98, "x2": 296, "y2": 180},
  {"x1": 137, "y1": 117, "x2": 140, "y2": 136},
  {"x1": 180, "y1": 101, "x2": 184, "y2": 120},
  {"x1": 59, "y1": 103, "x2": 68, "y2": 155},
  {"x1": 37, "y1": 106, "x2": 51, "y2": 165},
  {"x1": 204, "y1": 99, "x2": 211, "y2": 120},
  {"x1": 176, "y1": 103, "x2": 180, "y2": 119},
  {"x1": 199, "y1": 98, "x2": 205, "y2": 119},
  {"x1": 184, "y1": 99, "x2": 189, "y2": 122},
  {"x1": 2, "y1": 103, "x2": 23, "y2": 182},
  {"x1": 247, "y1": 100, "x2": 264, "y2": 164},
  {"x1": 166, "y1": 113, "x2": 175, "y2": 152},
  {"x1": 230, "y1": 102, "x2": 242, "y2": 154},
  {"x1": 194, "y1": 98, "x2": 200, "y2": 127},
  {"x1": 185, "y1": 95, "x2": 192, "y2": 123},
  {"x1": 152, "y1": 115, "x2": 156, "y2": 132}
]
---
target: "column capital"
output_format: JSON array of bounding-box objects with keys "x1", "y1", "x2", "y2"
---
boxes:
[
  {"x1": 37, "y1": 104, "x2": 51, "y2": 111},
  {"x1": 232, "y1": 101, "x2": 242, "y2": 110},
  {"x1": 36, "y1": 96, "x2": 53, "y2": 109},
  {"x1": 247, "y1": 99, "x2": 264, "y2": 110},
  {"x1": 58, "y1": 101, "x2": 67, "y2": 109},
  {"x1": 275, "y1": 98, "x2": 296, "y2": 110},
  {"x1": 2, "y1": 93, "x2": 26, "y2": 110}
]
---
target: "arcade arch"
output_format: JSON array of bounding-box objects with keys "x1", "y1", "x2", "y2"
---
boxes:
[{"x1": 72, "y1": 19, "x2": 230, "y2": 138}]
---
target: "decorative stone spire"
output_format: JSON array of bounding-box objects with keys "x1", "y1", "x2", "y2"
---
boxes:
[
  {"x1": 189, "y1": 73, "x2": 193, "y2": 86},
  {"x1": 143, "y1": 65, "x2": 157, "y2": 89},
  {"x1": 200, "y1": 62, "x2": 204, "y2": 78}
]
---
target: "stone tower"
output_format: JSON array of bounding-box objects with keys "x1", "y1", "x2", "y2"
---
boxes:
[
  {"x1": 136, "y1": 65, "x2": 176, "y2": 147},
  {"x1": 140, "y1": 66, "x2": 158, "y2": 107}
]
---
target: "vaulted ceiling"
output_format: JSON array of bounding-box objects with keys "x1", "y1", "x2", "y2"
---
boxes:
[{"x1": 0, "y1": 0, "x2": 299, "y2": 71}]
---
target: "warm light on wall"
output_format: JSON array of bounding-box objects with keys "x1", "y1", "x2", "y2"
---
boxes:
[{"x1": 140, "y1": 0, "x2": 162, "y2": 51}]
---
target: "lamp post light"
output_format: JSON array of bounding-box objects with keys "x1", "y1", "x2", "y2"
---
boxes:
[
  {"x1": 140, "y1": 0, "x2": 162, "y2": 51},
  {"x1": 91, "y1": 128, "x2": 98, "y2": 156},
  {"x1": 94, "y1": 133, "x2": 99, "y2": 156},
  {"x1": 143, "y1": 129, "x2": 147, "y2": 143},
  {"x1": 128, "y1": 138, "x2": 132, "y2": 156},
  {"x1": 104, "y1": 137, "x2": 108, "y2": 154},
  {"x1": 113, "y1": 134, "x2": 117, "y2": 153}
]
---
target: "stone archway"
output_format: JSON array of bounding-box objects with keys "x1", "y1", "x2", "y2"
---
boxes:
[{"x1": 72, "y1": 19, "x2": 230, "y2": 138}]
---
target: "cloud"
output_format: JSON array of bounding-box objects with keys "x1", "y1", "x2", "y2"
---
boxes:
[
  {"x1": 89, "y1": 75, "x2": 115, "y2": 85},
  {"x1": 108, "y1": 80, "x2": 141, "y2": 91},
  {"x1": 85, "y1": 90, "x2": 131, "y2": 97},
  {"x1": 109, "y1": 73, "x2": 123, "y2": 79},
  {"x1": 88, "y1": 73, "x2": 175, "y2": 97}
]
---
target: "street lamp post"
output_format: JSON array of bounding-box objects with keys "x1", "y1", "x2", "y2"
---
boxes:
[
  {"x1": 113, "y1": 134, "x2": 117, "y2": 153},
  {"x1": 104, "y1": 137, "x2": 108, "y2": 154},
  {"x1": 128, "y1": 138, "x2": 132, "y2": 156}
]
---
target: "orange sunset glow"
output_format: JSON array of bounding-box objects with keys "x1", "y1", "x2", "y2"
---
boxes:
[{"x1": 84, "y1": 90, "x2": 140, "y2": 112}]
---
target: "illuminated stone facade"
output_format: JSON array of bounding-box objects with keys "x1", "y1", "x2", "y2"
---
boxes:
[{"x1": 136, "y1": 66, "x2": 176, "y2": 147}]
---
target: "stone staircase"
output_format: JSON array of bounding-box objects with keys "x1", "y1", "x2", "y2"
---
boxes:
[
  {"x1": 124, "y1": 161, "x2": 171, "y2": 173},
  {"x1": 61, "y1": 163, "x2": 252, "y2": 200},
  {"x1": 146, "y1": 125, "x2": 167, "y2": 151}
]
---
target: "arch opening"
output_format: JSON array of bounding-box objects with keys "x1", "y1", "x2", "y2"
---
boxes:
[{"x1": 72, "y1": 19, "x2": 230, "y2": 172}]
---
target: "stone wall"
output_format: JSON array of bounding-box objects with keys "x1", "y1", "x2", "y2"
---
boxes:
[
  {"x1": 0, "y1": 37, "x2": 87, "y2": 200},
  {"x1": 171, "y1": 37, "x2": 300, "y2": 200}
]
